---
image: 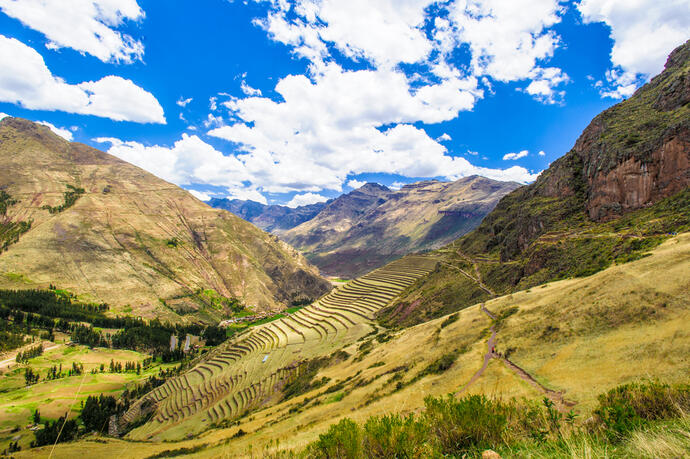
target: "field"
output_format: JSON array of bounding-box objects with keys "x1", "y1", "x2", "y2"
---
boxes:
[
  {"x1": 0, "y1": 342, "x2": 176, "y2": 452},
  {"x1": 14, "y1": 232, "x2": 690, "y2": 458}
]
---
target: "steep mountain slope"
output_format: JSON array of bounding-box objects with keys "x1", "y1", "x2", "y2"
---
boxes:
[
  {"x1": 379, "y1": 40, "x2": 690, "y2": 327},
  {"x1": 0, "y1": 118, "x2": 331, "y2": 323},
  {"x1": 283, "y1": 178, "x2": 519, "y2": 278},
  {"x1": 206, "y1": 198, "x2": 329, "y2": 234}
]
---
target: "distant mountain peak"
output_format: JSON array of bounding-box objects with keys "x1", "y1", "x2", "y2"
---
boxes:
[{"x1": 357, "y1": 182, "x2": 391, "y2": 193}]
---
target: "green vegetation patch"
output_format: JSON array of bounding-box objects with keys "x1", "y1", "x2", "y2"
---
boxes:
[
  {"x1": 301, "y1": 381, "x2": 690, "y2": 458},
  {"x1": 41, "y1": 184, "x2": 85, "y2": 214},
  {"x1": 0, "y1": 190, "x2": 32, "y2": 253}
]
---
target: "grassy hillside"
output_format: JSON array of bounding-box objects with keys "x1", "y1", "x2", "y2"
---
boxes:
[
  {"x1": 0, "y1": 118, "x2": 331, "y2": 323},
  {"x1": 23, "y1": 231, "x2": 690, "y2": 458},
  {"x1": 380, "y1": 187, "x2": 689, "y2": 327}
]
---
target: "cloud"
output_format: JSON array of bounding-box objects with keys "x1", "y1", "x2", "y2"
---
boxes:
[
  {"x1": 503, "y1": 150, "x2": 529, "y2": 160},
  {"x1": 188, "y1": 189, "x2": 212, "y2": 201},
  {"x1": 538, "y1": 150, "x2": 546, "y2": 156},
  {"x1": 523, "y1": 67, "x2": 569, "y2": 104},
  {"x1": 286, "y1": 192, "x2": 329, "y2": 208},
  {"x1": 0, "y1": 112, "x2": 8, "y2": 120},
  {"x1": 208, "y1": 63, "x2": 492, "y2": 192},
  {"x1": 347, "y1": 179, "x2": 366, "y2": 189},
  {"x1": 578, "y1": 0, "x2": 690, "y2": 98},
  {"x1": 240, "y1": 81, "x2": 262, "y2": 96},
  {"x1": 187, "y1": 0, "x2": 560, "y2": 197},
  {"x1": 37, "y1": 121, "x2": 73, "y2": 141},
  {"x1": 0, "y1": 0, "x2": 145, "y2": 63},
  {"x1": 390, "y1": 181, "x2": 406, "y2": 190},
  {"x1": 177, "y1": 97, "x2": 193, "y2": 107},
  {"x1": 436, "y1": 133, "x2": 452, "y2": 142},
  {"x1": 252, "y1": 0, "x2": 568, "y2": 102},
  {"x1": 94, "y1": 134, "x2": 256, "y2": 198},
  {"x1": 447, "y1": 0, "x2": 566, "y2": 82},
  {"x1": 0, "y1": 35, "x2": 165, "y2": 123}
]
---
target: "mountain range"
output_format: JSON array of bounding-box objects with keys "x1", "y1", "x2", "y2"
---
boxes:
[
  {"x1": 206, "y1": 197, "x2": 329, "y2": 234},
  {"x1": 209, "y1": 177, "x2": 519, "y2": 278}
]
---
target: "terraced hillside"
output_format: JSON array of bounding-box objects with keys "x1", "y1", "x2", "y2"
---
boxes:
[{"x1": 123, "y1": 255, "x2": 439, "y2": 441}]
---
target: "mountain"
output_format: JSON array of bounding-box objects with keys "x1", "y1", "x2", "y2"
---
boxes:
[
  {"x1": 282, "y1": 177, "x2": 520, "y2": 278},
  {"x1": 0, "y1": 118, "x2": 331, "y2": 324},
  {"x1": 379, "y1": 40, "x2": 690, "y2": 327},
  {"x1": 206, "y1": 198, "x2": 329, "y2": 234}
]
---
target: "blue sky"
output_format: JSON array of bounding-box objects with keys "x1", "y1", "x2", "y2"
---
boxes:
[{"x1": 0, "y1": 0, "x2": 687, "y2": 207}]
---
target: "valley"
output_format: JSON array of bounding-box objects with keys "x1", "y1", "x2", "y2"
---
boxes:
[
  {"x1": 13, "y1": 231, "x2": 689, "y2": 458},
  {"x1": 0, "y1": 19, "x2": 687, "y2": 459}
]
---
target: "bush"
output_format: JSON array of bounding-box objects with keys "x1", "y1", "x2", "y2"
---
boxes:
[
  {"x1": 440, "y1": 313, "x2": 459, "y2": 328},
  {"x1": 594, "y1": 381, "x2": 690, "y2": 440},
  {"x1": 306, "y1": 418, "x2": 362, "y2": 459},
  {"x1": 417, "y1": 352, "x2": 458, "y2": 378}
]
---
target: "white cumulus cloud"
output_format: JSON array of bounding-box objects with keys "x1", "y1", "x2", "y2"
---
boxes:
[
  {"x1": 346, "y1": 179, "x2": 366, "y2": 189},
  {"x1": 0, "y1": 0, "x2": 145, "y2": 63},
  {"x1": 38, "y1": 120, "x2": 73, "y2": 141},
  {"x1": 240, "y1": 81, "x2": 262, "y2": 96},
  {"x1": 0, "y1": 35, "x2": 165, "y2": 123},
  {"x1": 503, "y1": 150, "x2": 529, "y2": 160},
  {"x1": 177, "y1": 97, "x2": 193, "y2": 107},
  {"x1": 0, "y1": 112, "x2": 9, "y2": 120},
  {"x1": 94, "y1": 134, "x2": 260, "y2": 201},
  {"x1": 286, "y1": 192, "x2": 329, "y2": 208},
  {"x1": 188, "y1": 189, "x2": 212, "y2": 201},
  {"x1": 578, "y1": 0, "x2": 690, "y2": 98},
  {"x1": 436, "y1": 133, "x2": 452, "y2": 142}
]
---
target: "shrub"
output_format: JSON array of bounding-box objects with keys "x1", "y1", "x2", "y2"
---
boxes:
[
  {"x1": 306, "y1": 418, "x2": 361, "y2": 459},
  {"x1": 594, "y1": 381, "x2": 690, "y2": 440},
  {"x1": 417, "y1": 352, "x2": 458, "y2": 378},
  {"x1": 440, "y1": 313, "x2": 459, "y2": 328}
]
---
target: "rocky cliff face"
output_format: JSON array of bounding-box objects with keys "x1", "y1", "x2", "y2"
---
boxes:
[
  {"x1": 467, "y1": 40, "x2": 689, "y2": 260},
  {"x1": 0, "y1": 118, "x2": 331, "y2": 323}
]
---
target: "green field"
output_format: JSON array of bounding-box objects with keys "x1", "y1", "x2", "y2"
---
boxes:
[{"x1": 0, "y1": 343, "x2": 178, "y2": 452}]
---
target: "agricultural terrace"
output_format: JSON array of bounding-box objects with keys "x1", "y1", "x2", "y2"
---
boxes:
[{"x1": 124, "y1": 255, "x2": 438, "y2": 441}]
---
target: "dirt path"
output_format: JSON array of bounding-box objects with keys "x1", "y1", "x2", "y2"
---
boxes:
[
  {"x1": 454, "y1": 305, "x2": 576, "y2": 411},
  {"x1": 441, "y1": 262, "x2": 496, "y2": 297},
  {"x1": 0, "y1": 342, "x2": 61, "y2": 370},
  {"x1": 453, "y1": 305, "x2": 497, "y2": 396},
  {"x1": 499, "y1": 357, "x2": 576, "y2": 410}
]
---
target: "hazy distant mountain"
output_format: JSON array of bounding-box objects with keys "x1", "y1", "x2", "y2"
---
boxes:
[
  {"x1": 207, "y1": 198, "x2": 330, "y2": 234},
  {"x1": 282, "y1": 177, "x2": 520, "y2": 278}
]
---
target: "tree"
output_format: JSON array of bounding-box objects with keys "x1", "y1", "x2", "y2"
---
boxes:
[{"x1": 33, "y1": 409, "x2": 40, "y2": 424}]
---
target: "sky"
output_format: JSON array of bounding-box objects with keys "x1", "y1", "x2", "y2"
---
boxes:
[{"x1": 0, "y1": 1, "x2": 688, "y2": 207}]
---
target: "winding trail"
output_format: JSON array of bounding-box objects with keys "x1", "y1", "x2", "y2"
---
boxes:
[
  {"x1": 453, "y1": 304, "x2": 497, "y2": 395},
  {"x1": 0, "y1": 342, "x2": 61, "y2": 370},
  {"x1": 454, "y1": 304, "x2": 576, "y2": 411}
]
